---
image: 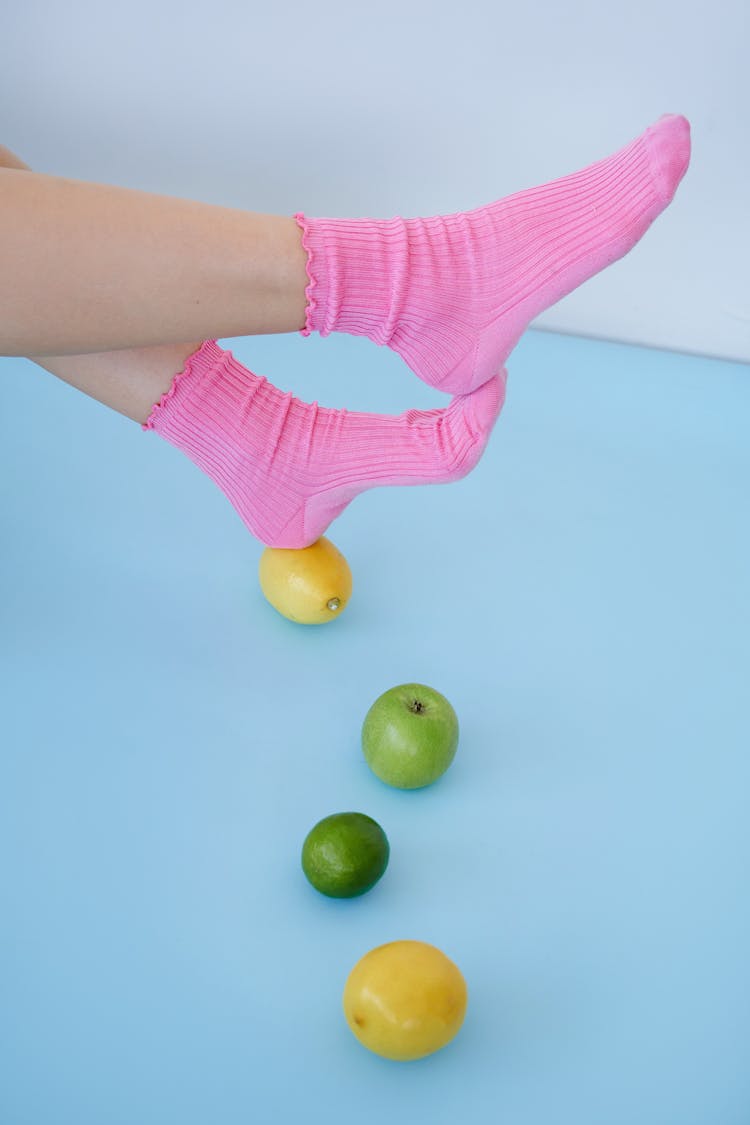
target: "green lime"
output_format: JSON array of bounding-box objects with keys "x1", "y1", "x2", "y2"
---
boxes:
[{"x1": 301, "y1": 812, "x2": 390, "y2": 898}]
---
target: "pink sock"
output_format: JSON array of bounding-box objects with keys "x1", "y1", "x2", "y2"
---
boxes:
[
  {"x1": 144, "y1": 341, "x2": 505, "y2": 548},
  {"x1": 295, "y1": 114, "x2": 690, "y2": 394}
]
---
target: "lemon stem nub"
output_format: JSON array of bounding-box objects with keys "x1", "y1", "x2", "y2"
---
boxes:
[{"x1": 327, "y1": 598, "x2": 341, "y2": 612}]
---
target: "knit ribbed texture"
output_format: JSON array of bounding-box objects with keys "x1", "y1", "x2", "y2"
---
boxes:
[
  {"x1": 295, "y1": 114, "x2": 690, "y2": 394},
  {"x1": 144, "y1": 341, "x2": 505, "y2": 548}
]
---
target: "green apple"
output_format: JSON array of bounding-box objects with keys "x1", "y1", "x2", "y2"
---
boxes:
[{"x1": 361, "y1": 683, "x2": 459, "y2": 789}]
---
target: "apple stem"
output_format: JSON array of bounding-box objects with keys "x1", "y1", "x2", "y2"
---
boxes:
[{"x1": 410, "y1": 700, "x2": 425, "y2": 714}]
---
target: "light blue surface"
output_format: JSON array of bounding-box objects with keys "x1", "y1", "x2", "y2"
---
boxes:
[{"x1": 1, "y1": 328, "x2": 748, "y2": 1125}]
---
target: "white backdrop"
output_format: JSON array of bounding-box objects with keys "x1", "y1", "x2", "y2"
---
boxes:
[{"x1": 4, "y1": 0, "x2": 748, "y2": 362}]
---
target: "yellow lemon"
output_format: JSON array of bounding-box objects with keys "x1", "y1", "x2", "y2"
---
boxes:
[
  {"x1": 343, "y1": 940, "x2": 468, "y2": 1061},
  {"x1": 258, "y1": 537, "x2": 352, "y2": 625}
]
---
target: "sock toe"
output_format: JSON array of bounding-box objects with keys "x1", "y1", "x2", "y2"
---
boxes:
[
  {"x1": 437, "y1": 369, "x2": 506, "y2": 481},
  {"x1": 463, "y1": 368, "x2": 507, "y2": 437},
  {"x1": 645, "y1": 114, "x2": 691, "y2": 204}
]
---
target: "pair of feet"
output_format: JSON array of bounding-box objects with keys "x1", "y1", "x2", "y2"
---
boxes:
[{"x1": 146, "y1": 114, "x2": 691, "y2": 548}]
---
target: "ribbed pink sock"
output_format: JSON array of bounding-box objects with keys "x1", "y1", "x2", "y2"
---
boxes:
[
  {"x1": 295, "y1": 114, "x2": 690, "y2": 394},
  {"x1": 144, "y1": 341, "x2": 505, "y2": 548}
]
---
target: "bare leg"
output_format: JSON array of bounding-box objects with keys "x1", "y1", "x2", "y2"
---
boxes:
[
  {"x1": 0, "y1": 145, "x2": 202, "y2": 423},
  {"x1": 30, "y1": 342, "x2": 204, "y2": 425},
  {"x1": 0, "y1": 158, "x2": 308, "y2": 357}
]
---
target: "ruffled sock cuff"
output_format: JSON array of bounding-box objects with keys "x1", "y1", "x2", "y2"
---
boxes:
[
  {"x1": 294, "y1": 212, "x2": 318, "y2": 337},
  {"x1": 142, "y1": 339, "x2": 227, "y2": 431}
]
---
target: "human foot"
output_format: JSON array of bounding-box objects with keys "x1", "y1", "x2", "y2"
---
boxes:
[
  {"x1": 295, "y1": 114, "x2": 690, "y2": 393},
  {"x1": 145, "y1": 341, "x2": 505, "y2": 547}
]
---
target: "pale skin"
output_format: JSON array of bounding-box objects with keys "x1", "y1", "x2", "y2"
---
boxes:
[{"x1": 0, "y1": 145, "x2": 309, "y2": 424}]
